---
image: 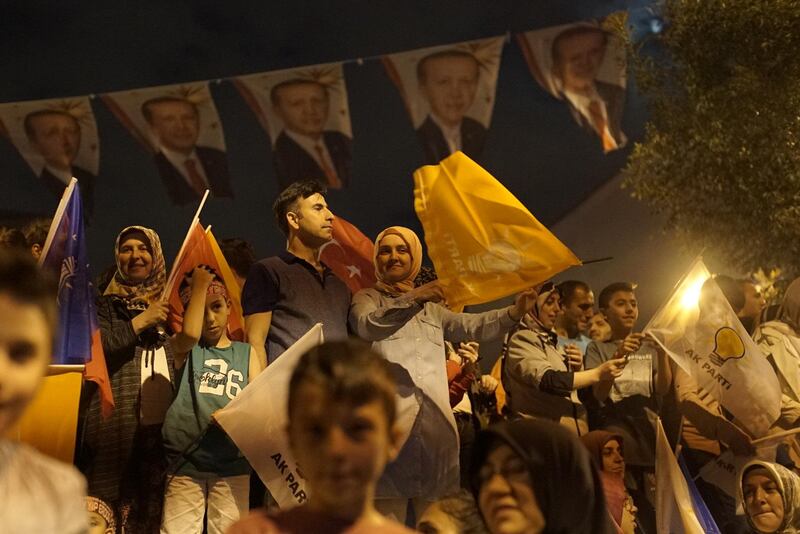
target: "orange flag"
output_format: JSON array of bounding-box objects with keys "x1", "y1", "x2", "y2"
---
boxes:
[
  {"x1": 319, "y1": 216, "x2": 377, "y2": 294},
  {"x1": 166, "y1": 221, "x2": 245, "y2": 341},
  {"x1": 413, "y1": 151, "x2": 580, "y2": 308}
]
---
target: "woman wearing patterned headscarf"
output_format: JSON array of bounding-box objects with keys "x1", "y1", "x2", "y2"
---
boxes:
[
  {"x1": 349, "y1": 226, "x2": 538, "y2": 525},
  {"x1": 501, "y1": 282, "x2": 626, "y2": 435},
  {"x1": 79, "y1": 226, "x2": 174, "y2": 533},
  {"x1": 740, "y1": 460, "x2": 800, "y2": 534}
]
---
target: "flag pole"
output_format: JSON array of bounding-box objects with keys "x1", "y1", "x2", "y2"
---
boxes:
[
  {"x1": 162, "y1": 190, "x2": 210, "y2": 299},
  {"x1": 38, "y1": 178, "x2": 78, "y2": 266}
]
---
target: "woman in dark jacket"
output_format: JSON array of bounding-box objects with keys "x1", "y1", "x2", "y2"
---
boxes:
[{"x1": 79, "y1": 226, "x2": 174, "y2": 533}]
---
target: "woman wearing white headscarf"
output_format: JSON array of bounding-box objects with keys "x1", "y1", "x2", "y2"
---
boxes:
[
  {"x1": 349, "y1": 226, "x2": 537, "y2": 525},
  {"x1": 740, "y1": 460, "x2": 800, "y2": 534},
  {"x1": 754, "y1": 278, "x2": 800, "y2": 463}
]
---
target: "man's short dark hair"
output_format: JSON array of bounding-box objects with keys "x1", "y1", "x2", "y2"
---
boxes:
[
  {"x1": 270, "y1": 78, "x2": 328, "y2": 107},
  {"x1": 0, "y1": 250, "x2": 58, "y2": 343},
  {"x1": 598, "y1": 282, "x2": 635, "y2": 310},
  {"x1": 22, "y1": 218, "x2": 51, "y2": 249},
  {"x1": 557, "y1": 280, "x2": 592, "y2": 306},
  {"x1": 23, "y1": 110, "x2": 79, "y2": 140},
  {"x1": 416, "y1": 49, "x2": 480, "y2": 84},
  {"x1": 272, "y1": 180, "x2": 326, "y2": 236},
  {"x1": 140, "y1": 96, "x2": 198, "y2": 124},
  {"x1": 713, "y1": 275, "x2": 745, "y2": 313},
  {"x1": 551, "y1": 25, "x2": 609, "y2": 66},
  {"x1": 0, "y1": 227, "x2": 28, "y2": 251},
  {"x1": 288, "y1": 339, "x2": 396, "y2": 427},
  {"x1": 219, "y1": 238, "x2": 256, "y2": 280}
]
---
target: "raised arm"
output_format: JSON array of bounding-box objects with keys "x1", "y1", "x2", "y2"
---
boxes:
[
  {"x1": 349, "y1": 282, "x2": 445, "y2": 342},
  {"x1": 171, "y1": 266, "x2": 214, "y2": 368},
  {"x1": 439, "y1": 288, "x2": 538, "y2": 343}
]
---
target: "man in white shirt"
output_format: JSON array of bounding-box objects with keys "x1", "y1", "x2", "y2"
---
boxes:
[
  {"x1": 551, "y1": 25, "x2": 627, "y2": 152},
  {"x1": 415, "y1": 50, "x2": 487, "y2": 164},
  {"x1": 270, "y1": 79, "x2": 352, "y2": 189},
  {"x1": 141, "y1": 96, "x2": 233, "y2": 205}
]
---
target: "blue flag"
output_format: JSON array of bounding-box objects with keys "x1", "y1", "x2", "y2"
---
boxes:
[
  {"x1": 679, "y1": 455, "x2": 722, "y2": 534},
  {"x1": 41, "y1": 181, "x2": 96, "y2": 364}
]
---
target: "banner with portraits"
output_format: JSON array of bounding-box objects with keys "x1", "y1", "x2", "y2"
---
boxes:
[
  {"x1": 101, "y1": 82, "x2": 233, "y2": 206},
  {"x1": 517, "y1": 18, "x2": 628, "y2": 152},
  {"x1": 382, "y1": 36, "x2": 504, "y2": 165},
  {"x1": 0, "y1": 98, "x2": 99, "y2": 215},
  {"x1": 234, "y1": 62, "x2": 352, "y2": 190}
]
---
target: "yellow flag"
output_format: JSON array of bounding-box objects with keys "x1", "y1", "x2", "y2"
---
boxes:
[
  {"x1": 5, "y1": 372, "x2": 82, "y2": 463},
  {"x1": 413, "y1": 151, "x2": 580, "y2": 307}
]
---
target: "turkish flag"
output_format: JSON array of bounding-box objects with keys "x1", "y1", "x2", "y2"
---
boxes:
[{"x1": 320, "y1": 216, "x2": 376, "y2": 294}]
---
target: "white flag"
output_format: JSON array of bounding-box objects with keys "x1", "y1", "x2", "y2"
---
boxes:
[
  {"x1": 645, "y1": 258, "x2": 781, "y2": 436},
  {"x1": 215, "y1": 323, "x2": 324, "y2": 509},
  {"x1": 698, "y1": 427, "x2": 800, "y2": 499},
  {"x1": 656, "y1": 418, "x2": 708, "y2": 534}
]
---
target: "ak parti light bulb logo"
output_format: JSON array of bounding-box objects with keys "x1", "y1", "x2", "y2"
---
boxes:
[{"x1": 708, "y1": 326, "x2": 745, "y2": 366}]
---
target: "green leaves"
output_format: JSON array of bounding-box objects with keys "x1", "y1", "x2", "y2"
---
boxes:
[{"x1": 621, "y1": 0, "x2": 800, "y2": 277}]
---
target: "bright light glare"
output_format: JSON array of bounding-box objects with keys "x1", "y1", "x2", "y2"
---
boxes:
[{"x1": 679, "y1": 274, "x2": 707, "y2": 310}]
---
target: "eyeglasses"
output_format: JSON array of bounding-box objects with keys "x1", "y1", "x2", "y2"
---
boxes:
[{"x1": 477, "y1": 458, "x2": 529, "y2": 484}]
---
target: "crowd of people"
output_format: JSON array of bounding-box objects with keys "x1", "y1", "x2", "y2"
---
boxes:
[{"x1": 1, "y1": 179, "x2": 800, "y2": 534}]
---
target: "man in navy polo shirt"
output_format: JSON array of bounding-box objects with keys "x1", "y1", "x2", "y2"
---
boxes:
[{"x1": 242, "y1": 180, "x2": 350, "y2": 368}]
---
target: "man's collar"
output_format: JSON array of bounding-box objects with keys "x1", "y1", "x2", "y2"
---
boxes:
[{"x1": 280, "y1": 250, "x2": 332, "y2": 274}]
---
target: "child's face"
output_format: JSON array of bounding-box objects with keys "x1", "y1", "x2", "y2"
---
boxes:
[
  {"x1": 0, "y1": 293, "x2": 50, "y2": 435},
  {"x1": 202, "y1": 293, "x2": 231, "y2": 342},
  {"x1": 288, "y1": 382, "x2": 399, "y2": 510},
  {"x1": 87, "y1": 511, "x2": 112, "y2": 534},
  {"x1": 603, "y1": 290, "x2": 638, "y2": 334}
]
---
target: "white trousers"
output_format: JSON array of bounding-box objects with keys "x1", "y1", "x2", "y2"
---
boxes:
[{"x1": 160, "y1": 474, "x2": 249, "y2": 534}]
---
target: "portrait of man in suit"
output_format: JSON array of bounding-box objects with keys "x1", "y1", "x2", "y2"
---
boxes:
[
  {"x1": 24, "y1": 109, "x2": 95, "y2": 216},
  {"x1": 141, "y1": 96, "x2": 233, "y2": 205},
  {"x1": 270, "y1": 79, "x2": 351, "y2": 189},
  {"x1": 551, "y1": 25, "x2": 627, "y2": 152},
  {"x1": 415, "y1": 50, "x2": 487, "y2": 165}
]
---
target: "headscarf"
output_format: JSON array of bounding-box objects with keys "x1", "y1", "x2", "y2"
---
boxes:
[
  {"x1": 739, "y1": 460, "x2": 800, "y2": 534},
  {"x1": 470, "y1": 419, "x2": 615, "y2": 534},
  {"x1": 778, "y1": 278, "x2": 800, "y2": 335},
  {"x1": 580, "y1": 431, "x2": 627, "y2": 531},
  {"x1": 86, "y1": 496, "x2": 117, "y2": 531},
  {"x1": 104, "y1": 226, "x2": 166, "y2": 310},
  {"x1": 373, "y1": 226, "x2": 423, "y2": 296}
]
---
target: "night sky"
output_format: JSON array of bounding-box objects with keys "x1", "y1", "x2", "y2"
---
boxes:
[{"x1": 0, "y1": 0, "x2": 654, "y2": 271}]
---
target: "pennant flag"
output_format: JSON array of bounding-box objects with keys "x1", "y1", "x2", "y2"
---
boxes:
[
  {"x1": 165, "y1": 220, "x2": 245, "y2": 341},
  {"x1": 517, "y1": 15, "x2": 628, "y2": 152},
  {"x1": 656, "y1": 418, "x2": 718, "y2": 534},
  {"x1": 413, "y1": 151, "x2": 581, "y2": 308},
  {"x1": 0, "y1": 97, "x2": 99, "y2": 215},
  {"x1": 319, "y1": 216, "x2": 377, "y2": 294},
  {"x1": 644, "y1": 258, "x2": 781, "y2": 437},
  {"x1": 234, "y1": 62, "x2": 352, "y2": 189},
  {"x1": 102, "y1": 82, "x2": 233, "y2": 205},
  {"x1": 216, "y1": 323, "x2": 324, "y2": 509},
  {"x1": 383, "y1": 37, "x2": 504, "y2": 165},
  {"x1": 39, "y1": 179, "x2": 113, "y2": 417}
]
